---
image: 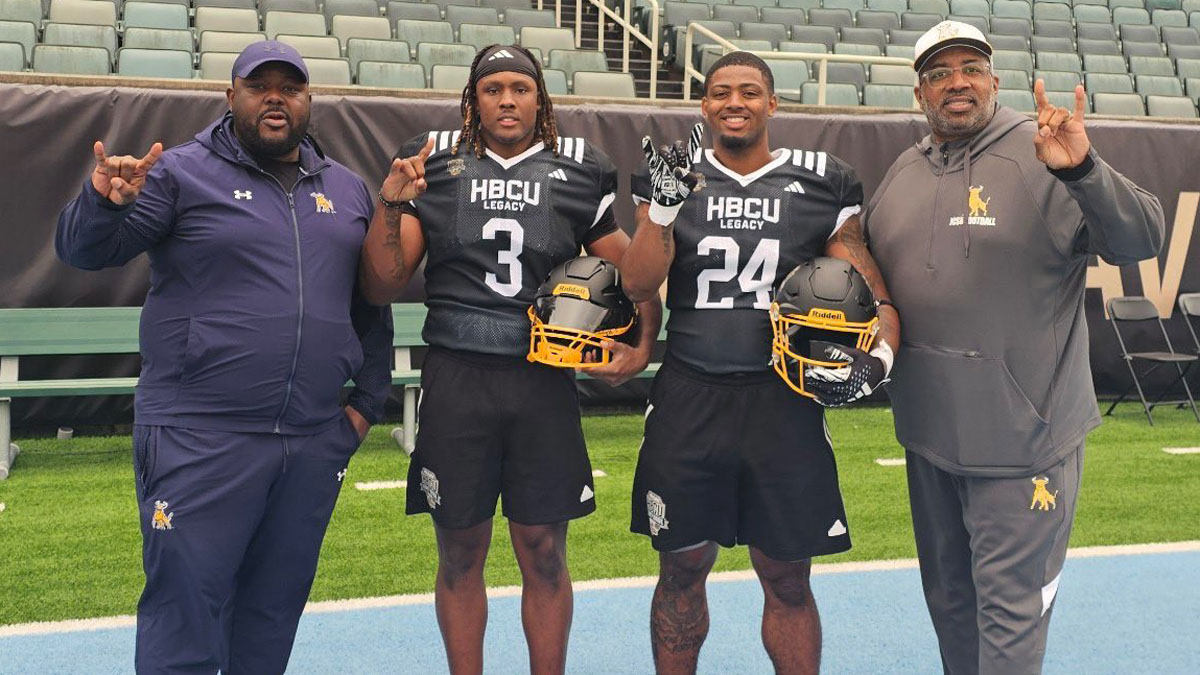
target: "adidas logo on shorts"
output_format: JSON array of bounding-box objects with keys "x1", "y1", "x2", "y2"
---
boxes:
[{"x1": 827, "y1": 519, "x2": 847, "y2": 537}]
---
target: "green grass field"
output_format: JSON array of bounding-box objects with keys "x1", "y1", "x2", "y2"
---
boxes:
[{"x1": 1, "y1": 406, "x2": 1197, "y2": 626}]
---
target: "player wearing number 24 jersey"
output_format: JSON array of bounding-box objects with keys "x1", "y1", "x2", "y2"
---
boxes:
[
  {"x1": 620, "y1": 52, "x2": 901, "y2": 674},
  {"x1": 357, "y1": 45, "x2": 661, "y2": 675}
]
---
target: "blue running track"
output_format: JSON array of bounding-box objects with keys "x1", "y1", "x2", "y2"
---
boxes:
[{"x1": 2, "y1": 547, "x2": 1196, "y2": 674}]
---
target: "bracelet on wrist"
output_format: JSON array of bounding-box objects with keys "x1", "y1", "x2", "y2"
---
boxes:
[
  {"x1": 875, "y1": 298, "x2": 896, "y2": 311},
  {"x1": 377, "y1": 191, "x2": 409, "y2": 210}
]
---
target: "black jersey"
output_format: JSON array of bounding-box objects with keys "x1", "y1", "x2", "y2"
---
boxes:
[
  {"x1": 400, "y1": 131, "x2": 619, "y2": 356},
  {"x1": 634, "y1": 147, "x2": 864, "y2": 374}
]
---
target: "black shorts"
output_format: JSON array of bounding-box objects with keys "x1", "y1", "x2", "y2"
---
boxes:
[
  {"x1": 405, "y1": 347, "x2": 596, "y2": 529},
  {"x1": 630, "y1": 356, "x2": 851, "y2": 561}
]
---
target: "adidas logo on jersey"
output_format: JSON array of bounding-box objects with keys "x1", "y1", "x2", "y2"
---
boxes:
[
  {"x1": 470, "y1": 178, "x2": 542, "y2": 212},
  {"x1": 784, "y1": 181, "x2": 805, "y2": 194},
  {"x1": 706, "y1": 196, "x2": 781, "y2": 230},
  {"x1": 548, "y1": 169, "x2": 568, "y2": 182},
  {"x1": 487, "y1": 49, "x2": 514, "y2": 61}
]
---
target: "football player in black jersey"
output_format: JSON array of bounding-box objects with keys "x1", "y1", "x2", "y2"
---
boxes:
[
  {"x1": 358, "y1": 45, "x2": 661, "y2": 675},
  {"x1": 620, "y1": 52, "x2": 901, "y2": 674}
]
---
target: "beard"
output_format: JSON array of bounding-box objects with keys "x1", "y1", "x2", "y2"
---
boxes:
[
  {"x1": 716, "y1": 125, "x2": 764, "y2": 152},
  {"x1": 920, "y1": 87, "x2": 997, "y2": 141},
  {"x1": 233, "y1": 108, "x2": 309, "y2": 159}
]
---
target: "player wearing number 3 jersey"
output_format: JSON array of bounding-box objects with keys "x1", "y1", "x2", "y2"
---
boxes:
[
  {"x1": 621, "y1": 52, "x2": 900, "y2": 674},
  {"x1": 357, "y1": 45, "x2": 660, "y2": 675}
]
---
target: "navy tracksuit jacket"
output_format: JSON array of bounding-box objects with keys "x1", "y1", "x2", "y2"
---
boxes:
[{"x1": 56, "y1": 113, "x2": 393, "y2": 674}]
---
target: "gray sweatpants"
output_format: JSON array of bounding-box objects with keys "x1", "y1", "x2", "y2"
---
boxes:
[{"x1": 906, "y1": 445, "x2": 1084, "y2": 675}]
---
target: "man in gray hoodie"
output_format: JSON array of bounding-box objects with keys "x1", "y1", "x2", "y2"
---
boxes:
[{"x1": 863, "y1": 21, "x2": 1165, "y2": 675}]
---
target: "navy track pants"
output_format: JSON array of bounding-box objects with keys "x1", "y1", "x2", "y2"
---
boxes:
[{"x1": 131, "y1": 417, "x2": 361, "y2": 674}]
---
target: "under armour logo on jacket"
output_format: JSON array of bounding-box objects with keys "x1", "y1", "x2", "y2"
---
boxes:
[
  {"x1": 234, "y1": 190, "x2": 252, "y2": 200},
  {"x1": 488, "y1": 49, "x2": 514, "y2": 61}
]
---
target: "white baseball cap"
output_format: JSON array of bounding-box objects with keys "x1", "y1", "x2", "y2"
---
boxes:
[{"x1": 913, "y1": 21, "x2": 993, "y2": 72}]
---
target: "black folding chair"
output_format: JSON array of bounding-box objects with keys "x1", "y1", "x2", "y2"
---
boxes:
[
  {"x1": 1105, "y1": 296, "x2": 1199, "y2": 425},
  {"x1": 1180, "y1": 293, "x2": 1200, "y2": 356}
]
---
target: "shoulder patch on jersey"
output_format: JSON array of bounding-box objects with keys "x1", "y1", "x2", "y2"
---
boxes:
[
  {"x1": 427, "y1": 130, "x2": 462, "y2": 155},
  {"x1": 791, "y1": 150, "x2": 828, "y2": 177},
  {"x1": 555, "y1": 136, "x2": 586, "y2": 164}
]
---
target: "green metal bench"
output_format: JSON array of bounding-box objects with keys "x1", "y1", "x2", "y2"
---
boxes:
[{"x1": 0, "y1": 305, "x2": 431, "y2": 479}]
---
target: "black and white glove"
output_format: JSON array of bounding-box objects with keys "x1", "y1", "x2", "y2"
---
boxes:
[
  {"x1": 804, "y1": 340, "x2": 894, "y2": 407},
  {"x1": 641, "y1": 123, "x2": 705, "y2": 226}
]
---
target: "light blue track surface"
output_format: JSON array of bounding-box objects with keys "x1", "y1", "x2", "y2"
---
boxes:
[{"x1": 3, "y1": 551, "x2": 1197, "y2": 674}]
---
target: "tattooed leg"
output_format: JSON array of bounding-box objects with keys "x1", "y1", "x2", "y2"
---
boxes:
[{"x1": 651, "y1": 543, "x2": 718, "y2": 674}]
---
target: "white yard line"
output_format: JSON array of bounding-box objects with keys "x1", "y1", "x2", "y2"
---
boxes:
[
  {"x1": 353, "y1": 480, "x2": 406, "y2": 491},
  {"x1": 4, "y1": 541, "x2": 1197, "y2": 637},
  {"x1": 1162, "y1": 447, "x2": 1200, "y2": 455},
  {"x1": 874, "y1": 458, "x2": 906, "y2": 466}
]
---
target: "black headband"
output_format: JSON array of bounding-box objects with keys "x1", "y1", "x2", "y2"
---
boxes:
[{"x1": 473, "y1": 46, "x2": 539, "y2": 83}]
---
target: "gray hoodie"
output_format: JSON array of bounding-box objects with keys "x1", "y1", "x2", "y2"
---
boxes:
[{"x1": 865, "y1": 105, "x2": 1165, "y2": 477}]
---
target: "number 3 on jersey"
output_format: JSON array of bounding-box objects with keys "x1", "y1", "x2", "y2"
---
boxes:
[
  {"x1": 695, "y1": 236, "x2": 780, "y2": 310},
  {"x1": 483, "y1": 217, "x2": 524, "y2": 297}
]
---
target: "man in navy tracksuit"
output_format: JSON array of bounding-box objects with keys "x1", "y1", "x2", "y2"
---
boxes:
[{"x1": 55, "y1": 42, "x2": 393, "y2": 674}]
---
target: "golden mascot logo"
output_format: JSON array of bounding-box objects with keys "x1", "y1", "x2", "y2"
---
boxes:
[
  {"x1": 969, "y1": 185, "x2": 990, "y2": 217},
  {"x1": 152, "y1": 500, "x2": 174, "y2": 530},
  {"x1": 310, "y1": 192, "x2": 336, "y2": 214},
  {"x1": 1029, "y1": 477, "x2": 1058, "y2": 511}
]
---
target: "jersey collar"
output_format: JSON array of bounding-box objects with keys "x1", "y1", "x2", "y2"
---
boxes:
[
  {"x1": 704, "y1": 148, "x2": 791, "y2": 187},
  {"x1": 484, "y1": 141, "x2": 546, "y2": 170}
]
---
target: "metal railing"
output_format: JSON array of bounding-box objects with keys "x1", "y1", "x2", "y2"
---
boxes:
[
  {"x1": 574, "y1": 0, "x2": 662, "y2": 99},
  {"x1": 682, "y1": 23, "x2": 916, "y2": 107}
]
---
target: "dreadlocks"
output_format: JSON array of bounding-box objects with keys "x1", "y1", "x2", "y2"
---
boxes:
[{"x1": 452, "y1": 44, "x2": 559, "y2": 158}]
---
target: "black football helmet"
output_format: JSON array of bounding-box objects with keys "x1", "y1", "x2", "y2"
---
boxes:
[
  {"x1": 770, "y1": 257, "x2": 879, "y2": 397},
  {"x1": 527, "y1": 257, "x2": 637, "y2": 368}
]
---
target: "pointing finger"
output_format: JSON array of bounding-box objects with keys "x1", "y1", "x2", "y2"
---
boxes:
[
  {"x1": 417, "y1": 136, "x2": 435, "y2": 161},
  {"x1": 93, "y1": 141, "x2": 108, "y2": 166},
  {"x1": 1073, "y1": 84, "x2": 1087, "y2": 125},
  {"x1": 1033, "y1": 78, "x2": 1049, "y2": 112}
]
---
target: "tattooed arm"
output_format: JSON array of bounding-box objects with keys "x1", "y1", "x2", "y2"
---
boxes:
[
  {"x1": 619, "y1": 202, "x2": 675, "y2": 303},
  {"x1": 359, "y1": 139, "x2": 434, "y2": 306},
  {"x1": 824, "y1": 215, "x2": 900, "y2": 351}
]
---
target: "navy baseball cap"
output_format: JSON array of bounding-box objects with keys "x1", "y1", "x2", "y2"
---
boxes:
[{"x1": 231, "y1": 40, "x2": 309, "y2": 83}]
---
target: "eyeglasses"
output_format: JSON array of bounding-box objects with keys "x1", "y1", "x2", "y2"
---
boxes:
[{"x1": 919, "y1": 64, "x2": 992, "y2": 88}]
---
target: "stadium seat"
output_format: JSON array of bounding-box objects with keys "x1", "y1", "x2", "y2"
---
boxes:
[
  {"x1": 1154, "y1": 9, "x2": 1190, "y2": 27},
  {"x1": 503, "y1": 9, "x2": 556, "y2": 38},
  {"x1": 826, "y1": 62, "x2": 866, "y2": 93},
  {"x1": 195, "y1": 7, "x2": 261, "y2": 33},
  {"x1": 278, "y1": 34, "x2": 341, "y2": 57},
  {"x1": 1168, "y1": 44, "x2": 1200, "y2": 62},
  {"x1": 699, "y1": 40, "x2": 773, "y2": 74},
  {"x1": 331, "y1": 16, "x2": 391, "y2": 47},
  {"x1": 1085, "y1": 72, "x2": 1135, "y2": 93},
  {"x1": 808, "y1": 8, "x2": 853, "y2": 29},
  {"x1": 1179, "y1": 57, "x2": 1200, "y2": 78},
  {"x1": 760, "y1": 7, "x2": 808, "y2": 27},
  {"x1": 1045, "y1": 89, "x2": 1091, "y2": 113},
  {"x1": 1034, "y1": 69, "x2": 1081, "y2": 91},
  {"x1": 347, "y1": 37, "x2": 409, "y2": 74},
  {"x1": 122, "y1": 2, "x2": 188, "y2": 30},
  {"x1": 740, "y1": 22, "x2": 787, "y2": 47},
  {"x1": 1030, "y1": 36, "x2": 1073, "y2": 54},
  {"x1": 1093, "y1": 92, "x2": 1147, "y2": 115},
  {"x1": 761, "y1": 57, "x2": 807, "y2": 101},
  {"x1": 870, "y1": 63, "x2": 915, "y2": 85},
  {"x1": 48, "y1": 0, "x2": 116, "y2": 26},
  {"x1": 993, "y1": 49, "x2": 1034, "y2": 76},
  {"x1": 663, "y1": 1, "x2": 710, "y2": 30},
  {"x1": 867, "y1": 0, "x2": 906, "y2": 15},
  {"x1": 43, "y1": 23, "x2": 117, "y2": 63},
  {"x1": 1163, "y1": 26, "x2": 1200, "y2": 45},
  {"x1": 123, "y1": 27, "x2": 193, "y2": 55},
  {"x1": 32, "y1": 44, "x2": 110, "y2": 74},
  {"x1": 1037, "y1": 51, "x2": 1081, "y2": 74},
  {"x1": 1112, "y1": 7, "x2": 1151, "y2": 29},
  {"x1": 458, "y1": 23, "x2": 514, "y2": 50},
  {"x1": 387, "y1": 1, "x2": 441, "y2": 21},
  {"x1": 1190, "y1": 76, "x2": 1200, "y2": 102},
  {"x1": 823, "y1": 0, "x2": 865, "y2": 12},
  {"x1": 194, "y1": 0, "x2": 257, "y2": 9},
  {"x1": 1076, "y1": 21, "x2": 1118, "y2": 43},
  {"x1": 992, "y1": 0, "x2": 1031, "y2": 20},
  {"x1": 885, "y1": 44, "x2": 915, "y2": 59},
  {"x1": 1083, "y1": 54, "x2": 1129, "y2": 74},
  {"x1": 777, "y1": 0, "x2": 821, "y2": 11},
  {"x1": 303, "y1": 56, "x2": 352, "y2": 84},
  {"x1": 855, "y1": 9, "x2": 899, "y2": 31},
  {"x1": 673, "y1": 19, "x2": 735, "y2": 67},
  {"x1": 994, "y1": 68, "x2": 1029, "y2": 90},
  {"x1": 835, "y1": 43, "x2": 881, "y2": 57},
  {"x1": 1124, "y1": 41, "x2": 1166, "y2": 59},
  {"x1": 1076, "y1": 39, "x2": 1123, "y2": 57},
  {"x1": 117, "y1": 47, "x2": 192, "y2": 78},
  {"x1": 0, "y1": 0, "x2": 42, "y2": 26},
  {"x1": 548, "y1": 48, "x2": 608, "y2": 87},
  {"x1": 841, "y1": 26, "x2": 887, "y2": 52},
  {"x1": 947, "y1": 14, "x2": 988, "y2": 33},
  {"x1": 998, "y1": 88, "x2": 1035, "y2": 112},
  {"x1": 1130, "y1": 56, "x2": 1176, "y2": 76},
  {"x1": 1072, "y1": 5, "x2": 1110, "y2": 24},
  {"x1": 1033, "y1": 19, "x2": 1073, "y2": 39},
  {"x1": 801, "y1": 81, "x2": 859, "y2": 105},
  {"x1": 358, "y1": 59, "x2": 425, "y2": 86},
  {"x1": 573, "y1": 70, "x2": 636, "y2": 97},
  {"x1": 323, "y1": 0, "x2": 377, "y2": 29},
  {"x1": 199, "y1": 30, "x2": 267, "y2": 54},
  {"x1": 900, "y1": 12, "x2": 942, "y2": 31},
  {"x1": 864, "y1": 83, "x2": 915, "y2": 107},
  {"x1": 990, "y1": 16, "x2": 1032, "y2": 41},
  {"x1": 1033, "y1": 4, "x2": 1071, "y2": 23},
  {"x1": 417, "y1": 41, "x2": 475, "y2": 78},
  {"x1": 0, "y1": 20, "x2": 34, "y2": 64},
  {"x1": 430, "y1": 62, "x2": 469, "y2": 89},
  {"x1": 1110, "y1": 0, "x2": 1145, "y2": 8},
  {"x1": 479, "y1": 0, "x2": 530, "y2": 22},
  {"x1": 521, "y1": 26, "x2": 575, "y2": 57},
  {"x1": 713, "y1": 4, "x2": 759, "y2": 26},
  {"x1": 950, "y1": 0, "x2": 989, "y2": 19},
  {"x1": 779, "y1": 40, "x2": 828, "y2": 54},
  {"x1": 542, "y1": 67, "x2": 567, "y2": 95},
  {"x1": 395, "y1": 19, "x2": 453, "y2": 57},
  {"x1": 1137, "y1": 74, "x2": 1184, "y2": 96},
  {"x1": 733, "y1": 0, "x2": 780, "y2": 11},
  {"x1": 790, "y1": 25, "x2": 836, "y2": 51},
  {"x1": 887, "y1": 28, "x2": 923, "y2": 46},
  {"x1": 0, "y1": 39, "x2": 23, "y2": 70},
  {"x1": 199, "y1": 50, "x2": 239, "y2": 79},
  {"x1": 265, "y1": 11, "x2": 327, "y2": 39},
  {"x1": 444, "y1": 5, "x2": 498, "y2": 33},
  {"x1": 987, "y1": 33, "x2": 1028, "y2": 51},
  {"x1": 424, "y1": 0, "x2": 474, "y2": 16},
  {"x1": 261, "y1": 0, "x2": 319, "y2": 14},
  {"x1": 908, "y1": 0, "x2": 949, "y2": 15},
  {"x1": 1121, "y1": 24, "x2": 1161, "y2": 43}
]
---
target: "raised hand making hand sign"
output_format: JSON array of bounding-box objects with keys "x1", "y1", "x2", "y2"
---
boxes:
[
  {"x1": 1032, "y1": 80, "x2": 1091, "y2": 170},
  {"x1": 641, "y1": 122, "x2": 706, "y2": 225},
  {"x1": 379, "y1": 136, "x2": 435, "y2": 206},
  {"x1": 91, "y1": 141, "x2": 163, "y2": 206}
]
